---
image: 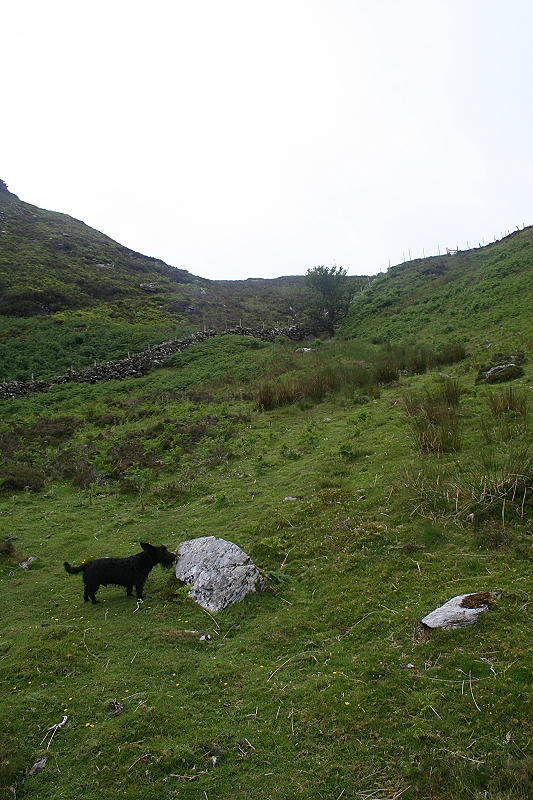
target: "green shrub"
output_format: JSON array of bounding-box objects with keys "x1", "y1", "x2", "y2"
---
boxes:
[
  {"x1": 257, "y1": 381, "x2": 277, "y2": 410},
  {"x1": 151, "y1": 479, "x2": 194, "y2": 504},
  {"x1": 414, "y1": 410, "x2": 462, "y2": 454},
  {"x1": 118, "y1": 467, "x2": 152, "y2": 496},
  {"x1": 339, "y1": 442, "x2": 370, "y2": 461},
  {"x1": 0, "y1": 429, "x2": 20, "y2": 458},
  {"x1": 106, "y1": 436, "x2": 160, "y2": 477},
  {"x1": 379, "y1": 341, "x2": 465, "y2": 377},
  {"x1": 433, "y1": 341, "x2": 466, "y2": 365},
  {"x1": 0, "y1": 537, "x2": 16, "y2": 557},
  {"x1": 256, "y1": 360, "x2": 373, "y2": 410},
  {"x1": 255, "y1": 337, "x2": 464, "y2": 410},
  {"x1": 7, "y1": 415, "x2": 81, "y2": 448},
  {"x1": 52, "y1": 446, "x2": 98, "y2": 488},
  {"x1": 0, "y1": 464, "x2": 45, "y2": 492}
]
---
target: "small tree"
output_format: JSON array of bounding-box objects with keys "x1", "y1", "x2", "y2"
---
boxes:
[
  {"x1": 305, "y1": 265, "x2": 355, "y2": 335},
  {"x1": 0, "y1": 179, "x2": 8, "y2": 193}
]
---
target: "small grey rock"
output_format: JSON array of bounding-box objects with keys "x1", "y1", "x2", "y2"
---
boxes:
[
  {"x1": 421, "y1": 592, "x2": 499, "y2": 630},
  {"x1": 28, "y1": 757, "x2": 47, "y2": 776},
  {"x1": 173, "y1": 629, "x2": 212, "y2": 641}
]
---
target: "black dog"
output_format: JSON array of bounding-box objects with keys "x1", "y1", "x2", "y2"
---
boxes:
[{"x1": 64, "y1": 542, "x2": 176, "y2": 604}]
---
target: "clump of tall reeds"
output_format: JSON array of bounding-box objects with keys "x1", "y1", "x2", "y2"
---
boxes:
[
  {"x1": 403, "y1": 448, "x2": 532, "y2": 528},
  {"x1": 486, "y1": 386, "x2": 528, "y2": 417},
  {"x1": 385, "y1": 341, "x2": 466, "y2": 375},
  {"x1": 256, "y1": 362, "x2": 372, "y2": 410},
  {"x1": 256, "y1": 338, "x2": 466, "y2": 411},
  {"x1": 373, "y1": 359, "x2": 399, "y2": 384},
  {"x1": 481, "y1": 386, "x2": 529, "y2": 444},
  {"x1": 403, "y1": 380, "x2": 462, "y2": 455},
  {"x1": 454, "y1": 449, "x2": 532, "y2": 524}
]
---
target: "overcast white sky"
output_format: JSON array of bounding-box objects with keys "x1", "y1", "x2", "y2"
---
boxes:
[{"x1": 2, "y1": 0, "x2": 532, "y2": 279}]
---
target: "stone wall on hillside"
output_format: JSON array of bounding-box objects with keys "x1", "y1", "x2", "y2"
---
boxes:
[{"x1": 0, "y1": 324, "x2": 313, "y2": 400}]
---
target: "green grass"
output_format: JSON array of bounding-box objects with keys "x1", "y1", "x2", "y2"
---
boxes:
[{"x1": 1, "y1": 335, "x2": 531, "y2": 800}]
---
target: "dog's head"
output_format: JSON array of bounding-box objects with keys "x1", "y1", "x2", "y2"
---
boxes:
[{"x1": 140, "y1": 542, "x2": 177, "y2": 569}]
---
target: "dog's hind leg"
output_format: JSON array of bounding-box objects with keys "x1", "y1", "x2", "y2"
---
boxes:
[
  {"x1": 126, "y1": 585, "x2": 133, "y2": 597},
  {"x1": 87, "y1": 582, "x2": 100, "y2": 604}
]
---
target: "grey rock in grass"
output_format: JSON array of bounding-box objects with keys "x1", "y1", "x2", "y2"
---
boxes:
[
  {"x1": 28, "y1": 757, "x2": 47, "y2": 776},
  {"x1": 477, "y1": 363, "x2": 524, "y2": 384},
  {"x1": 421, "y1": 592, "x2": 500, "y2": 630},
  {"x1": 175, "y1": 536, "x2": 268, "y2": 612}
]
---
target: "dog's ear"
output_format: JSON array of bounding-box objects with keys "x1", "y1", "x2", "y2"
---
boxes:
[{"x1": 140, "y1": 542, "x2": 154, "y2": 551}]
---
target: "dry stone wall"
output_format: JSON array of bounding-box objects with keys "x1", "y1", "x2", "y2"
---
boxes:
[{"x1": 0, "y1": 324, "x2": 312, "y2": 400}]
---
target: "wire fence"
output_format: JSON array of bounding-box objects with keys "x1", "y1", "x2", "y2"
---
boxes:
[{"x1": 386, "y1": 222, "x2": 529, "y2": 270}]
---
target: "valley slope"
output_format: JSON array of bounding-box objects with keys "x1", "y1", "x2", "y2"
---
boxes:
[
  {"x1": 0, "y1": 183, "x2": 531, "y2": 800},
  {"x1": 342, "y1": 229, "x2": 533, "y2": 351}
]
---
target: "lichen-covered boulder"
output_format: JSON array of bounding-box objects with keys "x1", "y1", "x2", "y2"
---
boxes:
[
  {"x1": 175, "y1": 536, "x2": 267, "y2": 612},
  {"x1": 421, "y1": 592, "x2": 500, "y2": 630},
  {"x1": 476, "y1": 363, "x2": 524, "y2": 384}
]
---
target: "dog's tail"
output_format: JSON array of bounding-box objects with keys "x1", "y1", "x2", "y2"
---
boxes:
[{"x1": 63, "y1": 561, "x2": 86, "y2": 574}]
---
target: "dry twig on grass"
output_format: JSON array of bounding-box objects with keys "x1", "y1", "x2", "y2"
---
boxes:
[
  {"x1": 170, "y1": 770, "x2": 209, "y2": 781},
  {"x1": 40, "y1": 715, "x2": 68, "y2": 749}
]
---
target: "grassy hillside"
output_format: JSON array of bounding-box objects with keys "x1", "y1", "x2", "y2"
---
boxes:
[
  {"x1": 1, "y1": 334, "x2": 531, "y2": 800},
  {"x1": 0, "y1": 184, "x2": 328, "y2": 381},
  {"x1": 3, "y1": 181, "x2": 533, "y2": 385},
  {"x1": 342, "y1": 229, "x2": 533, "y2": 353}
]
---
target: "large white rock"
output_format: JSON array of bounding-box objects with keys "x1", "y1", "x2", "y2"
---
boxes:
[
  {"x1": 421, "y1": 592, "x2": 498, "y2": 630},
  {"x1": 175, "y1": 536, "x2": 267, "y2": 612}
]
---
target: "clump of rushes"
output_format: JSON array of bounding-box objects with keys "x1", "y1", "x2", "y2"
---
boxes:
[
  {"x1": 379, "y1": 341, "x2": 466, "y2": 375},
  {"x1": 373, "y1": 359, "x2": 399, "y2": 384},
  {"x1": 256, "y1": 339, "x2": 466, "y2": 410},
  {"x1": 487, "y1": 386, "x2": 528, "y2": 417},
  {"x1": 438, "y1": 377, "x2": 462, "y2": 406},
  {"x1": 452, "y1": 448, "x2": 532, "y2": 525},
  {"x1": 403, "y1": 381, "x2": 462, "y2": 455},
  {"x1": 256, "y1": 362, "x2": 372, "y2": 409},
  {"x1": 404, "y1": 448, "x2": 532, "y2": 526}
]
